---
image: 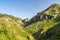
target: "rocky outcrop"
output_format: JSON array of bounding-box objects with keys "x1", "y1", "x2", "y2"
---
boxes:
[
  {"x1": 25, "y1": 13, "x2": 53, "y2": 26},
  {"x1": 23, "y1": 18, "x2": 30, "y2": 25}
]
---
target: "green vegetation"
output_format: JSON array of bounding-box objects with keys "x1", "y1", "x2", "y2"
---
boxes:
[
  {"x1": 0, "y1": 16, "x2": 34, "y2": 40},
  {"x1": 0, "y1": 3, "x2": 60, "y2": 40}
]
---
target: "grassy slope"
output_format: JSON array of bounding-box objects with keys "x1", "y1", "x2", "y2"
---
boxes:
[
  {"x1": 43, "y1": 23, "x2": 60, "y2": 40},
  {"x1": 0, "y1": 16, "x2": 34, "y2": 40},
  {"x1": 42, "y1": 17, "x2": 60, "y2": 40}
]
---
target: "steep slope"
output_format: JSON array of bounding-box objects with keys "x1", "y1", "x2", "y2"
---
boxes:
[
  {"x1": 25, "y1": 19, "x2": 57, "y2": 40},
  {"x1": 25, "y1": 3, "x2": 60, "y2": 40},
  {"x1": 42, "y1": 23, "x2": 60, "y2": 40},
  {"x1": 40, "y1": 17, "x2": 60, "y2": 40},
  {"x1": 0, "y1": 15, "x2": 34, "y2": 40}
]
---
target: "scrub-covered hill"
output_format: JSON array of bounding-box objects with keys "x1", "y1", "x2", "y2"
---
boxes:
[
  {"x1": 25, "y1": 3, "x2": 60, "y2": 40},
  {"x1": 0, "y1": 15, "x2": 34, "y2": 40}
]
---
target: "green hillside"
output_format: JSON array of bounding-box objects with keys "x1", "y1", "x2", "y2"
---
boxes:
[
  {"x1": 25, "y1": 19, "x2": 58, "y2": 40},
  {"x1": 25, "y1": 3, "x2": 60, "y2": 40},
  {"x1": 0, "y1": 15, "x2": 34, "y2": 40}
]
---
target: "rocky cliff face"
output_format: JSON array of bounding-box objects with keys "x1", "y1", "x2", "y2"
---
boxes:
[
  {"x1": 30, "y1": 13, "x2": 53, "y2": 22},
  {"x1": 22, "y1": 18, "x2": 30, "y2": 26}
]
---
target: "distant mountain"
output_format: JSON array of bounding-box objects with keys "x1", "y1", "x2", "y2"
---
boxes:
[{"x1": 25, "y1": 3, "x2": 60, "y2": 40}]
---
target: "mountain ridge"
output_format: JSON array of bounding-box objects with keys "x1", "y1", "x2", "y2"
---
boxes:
[{"x1": 24, "y1": 3, "x2": 60, "y2": 26}]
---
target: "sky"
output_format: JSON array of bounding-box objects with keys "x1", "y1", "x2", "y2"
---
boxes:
[{"x1": 0, "y1": 0, "x2": 60, "y2": 19}]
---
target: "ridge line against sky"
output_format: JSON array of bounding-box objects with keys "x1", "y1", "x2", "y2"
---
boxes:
[{"x1": 0, "y1": 0, "x2": 60, "y2": 19}]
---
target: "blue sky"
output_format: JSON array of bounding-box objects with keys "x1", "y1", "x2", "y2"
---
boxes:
[{"x1": 0, "y1": 0, "x2": 60, "y2": 19}]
